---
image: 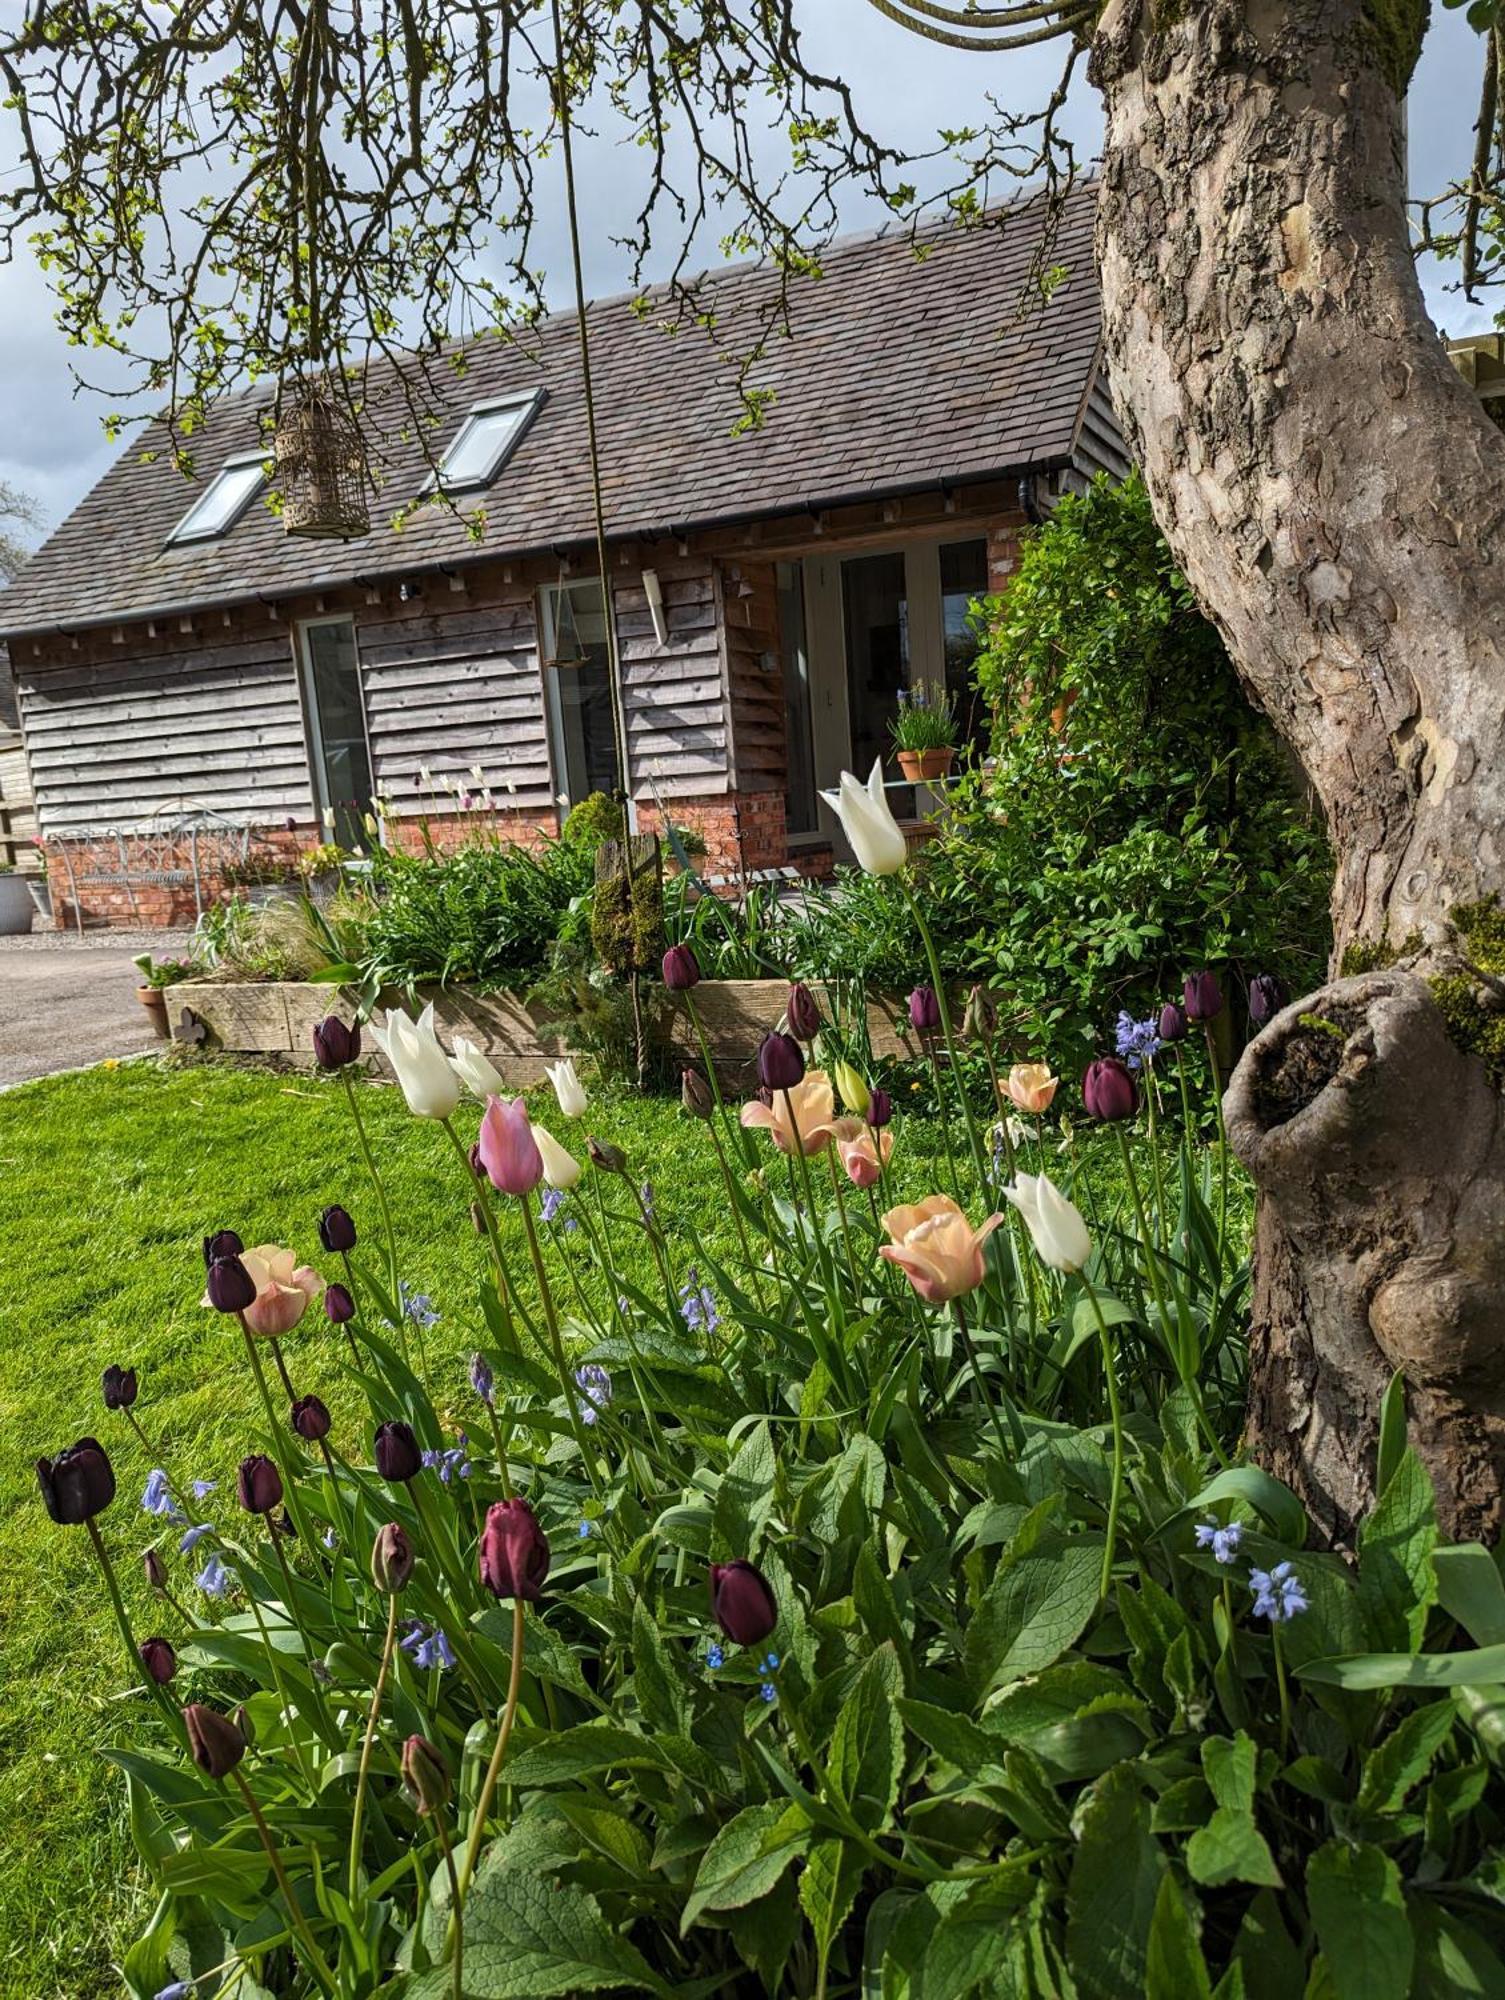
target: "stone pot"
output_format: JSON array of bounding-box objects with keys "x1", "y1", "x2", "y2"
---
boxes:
[{"x1": 0, "y1": 873, "x2": 34, "y2": 934}]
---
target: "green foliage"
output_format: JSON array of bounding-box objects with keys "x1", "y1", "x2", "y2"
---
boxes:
[
  {"x1": 1429, "y1": 898, "x2": 1505, "y2": 1083},
  {"x1": 590, "y1": 837, "x2": 667, "y2": 975},
  {"x1": 561, "y1": 790, "x2": 627, "y2": 852},
  {"x1": 889, "y1": 678, "x2": 956, "y2": 752}
]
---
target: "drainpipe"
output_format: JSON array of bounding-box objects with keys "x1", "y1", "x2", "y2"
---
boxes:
[{"x1": 1018, "y1": 474, "x2": 1046, "y2": 526}]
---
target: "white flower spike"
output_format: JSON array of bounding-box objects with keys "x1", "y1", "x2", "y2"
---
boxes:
[{"x1": 819, "y1": 759, "x2": 908, "y2": 876}]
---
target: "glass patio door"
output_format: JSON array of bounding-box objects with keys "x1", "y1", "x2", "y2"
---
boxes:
[
  {"x1": 841, "y1": 552, "x2": 910, "y2": 781},
  {"x1": 298, "y1": 616, "x2": 374, "y2": 850},
  {"x1": 540, "y1": 580, "x2": 622, "y2": 807}
]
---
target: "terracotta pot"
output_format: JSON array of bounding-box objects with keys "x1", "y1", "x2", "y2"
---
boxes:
[
  {"x1": 897, "y1": 747, "x2": 955, "y2": 783},
  {"x1": 137, "y1": 986, "x2": 171, "y2": 1040}
]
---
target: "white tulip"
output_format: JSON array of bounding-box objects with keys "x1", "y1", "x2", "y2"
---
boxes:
[
  {"x1": 1002, "y1": 1171, "x2": 1092, "y2": 1275},
  {"x1": 818, "y1": 759, "x2": 908, "y2": 876},
  {"x1": 531, "y1": 1121, "x2": 582, "y2": 1189},
  {"x1": 544, "y1": 1056, "x2": 588, "y2": 1120},
  {"x1": 451, "y1": 1035, "x2": 505, "y2": 1099},
  {"x1": 369, "y1": 1003, "x2": 463, "y2": 1120}
]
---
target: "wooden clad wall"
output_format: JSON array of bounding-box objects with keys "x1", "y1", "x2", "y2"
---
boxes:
[
  {"x1": 16, "y1": 624, "x2": 312, "y2": 833},
  {"x1": 611, "y1": 555, "x2": 731, "y2": 799},
  {"x1": 716, "y1": 559, "x2": 786, "y2": 794}
]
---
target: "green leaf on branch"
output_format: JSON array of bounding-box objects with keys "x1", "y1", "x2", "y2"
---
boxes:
[
  {"x1": 1357, "y1": 1448, "x2": 1438, "y2": 1653},
  {"x1": 798, "y1": 1837, "x2": 866, "y2": 1982},
  {"x1": 1145, "y1": 1872, "x2": 1213, "y2": 2000}
]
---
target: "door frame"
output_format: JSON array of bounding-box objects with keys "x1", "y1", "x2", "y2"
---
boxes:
[{"x1": 294, "y1": 613, "x2": 377, "y2": 842}]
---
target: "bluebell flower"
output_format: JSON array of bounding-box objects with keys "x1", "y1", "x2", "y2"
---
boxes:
[
  {"x1": 401, "y1": 1619, "x2": 455, "y2": 1671},
  {"x1": 540, "y1": 1186, "x2": 566, "y2": 1224},
  {"x1": 1114, "y1": 1011, "x2": 1163, "y2": 1073},
  {"x1": 323, "y1": 1528, "x2": 339, "y2": 1551},
  {"x1": 142, "y1": 1469, "x2": 186, "y2": 1522},
  {"x1": 640, "y1": 1181, "x2": 656, "y2": 1221},
  {"x1": 421, "y1": 1442, "x2": 472, "y2": 1484},
  {"x1": 180, "y1": 1521, "x2": 215, "y2": 1553},
  {"x1": 196, "y1": 1552, "x2": 231, "y2": 1598},
  {"x1": 678, "y1": 1269, "x2": 720, "y2": 1335},
  {"x1": 577, "y1": 1519, "x2": 593, "y2": 1539},
  {"x1": 1249, "y1": 1562, "x2": 1309, "y2": 1623},
  {"x1": 154, "y1": 1984, "x2": 194, "y2": 2000},
  {"x1": 190, "y1": 1479, "x2": 217, "y2": 1500},
  {"x1": 399, "y1": 1281, "x2": 440, "y2": 1328},
  {"x1": 705, "y1": 1643, "x2": 725, "y2": 1670},
  {"x1": 575, "y1": 1363, "x2": 612, "y2": 1426},
  {"x1": 470, "y1": 1351, "x2": 495, "y2": 1406},
  {"x1": 1194, "y1": 1519, "x2": 1244, "y2": 1565},
  {"x1": 759, "y1": 1682, "x2": 777, "y2": 1703}
]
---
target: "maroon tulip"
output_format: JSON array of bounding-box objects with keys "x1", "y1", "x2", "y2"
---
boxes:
[
  {"x1": 312, "y1": 1015, "x2": 361, "y2": 1071},
  {"x1": 202, "y1": 1228, "x2": 244, "y2": 1267},
  {"x1": 710, "y1": 1559, "x2": 778, "y2": 1647},
  {"x1": 139, "y1": 1636, "x2": 177, "y2": 1685},
  {"x1": 1083, "y1": 1057, "x2": 1138, "y2": 1122},
  {"x1": 372, "y1": 1521, "x2": 415, "y2": 1593},
  {"x1": 661, "y1": 943, "x2": 701, "y2": 991},
  {"x1": 36, "y1": 1437, "x2": 116, "y2": 1524},
  {"x1": 374, "y1": 1420, "x2": 422, "y2": 1484},
  {"x1": 324, "y1": 1282, "x2": 356, "y2": 1325},
  {"x1": 318, "y1": 1204, "x2": 357, "y2": 1253},
  {"x1": 479, "y1": 1496, "x2": 550, "y2": 1601},
  {"x1": 236, "y1": 1453, "x2": 283, "y2": 1515},
  {"x1": 1248, "y1": 973, "x2": 1287, "y2": 1028},
  {"x1": 786, "y1": 982, "x2": 822, "y2": 1042},
  {"x1": 290, "y1": 1395, "x2": 331, "y2": 1443},
  {"x1": 1183, "y1": 971, "x2": 1224, "y2": 1023},
  {"x1": 144, "y1": 1547, "x2": 169, "y2": 1592},
  {"x1": 757, "y1": 1031, "x2": 805, "y2": 1093},
  {"x1": 205, "y1": 1254, "x2": 257, "y2": 1314},
  {"x1": 102, "y1": 1364, "x2": 139, "y2": 1411},
  {"x1": 866, "y1": 1086, "x2": 894, "y2": 1128},
  {"x1": 908, "y1": 985, "x2": 941, "y2": 1034},
  {"x1": 184, "y1": 1703, "x2": 246, "y2": 1779},
  {"x1": 1157, "y1": 1002, "x2": 1188, "y2": 1044},
  {"x1": 401, "y1": 1734, "x2": 451, "y2": 1815}
]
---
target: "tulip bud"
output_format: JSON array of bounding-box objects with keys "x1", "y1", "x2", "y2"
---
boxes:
[
  {"x1": 202, "y1": 1228, "x2": 244, "y2": 1268},
  {"x1": 312, "y1": 1015, "x2": 361, "y2": 1072},
  {"x1": 290, "y1": 1395, "x2": 331, "y2": 1443},
  {"x1": 908, "y1": 985, "x2": 942, "y2": 1035},
  {"x1": 1183, "y1": 971, "x2": 1224, "y2": 1023},
  {"x1": 756, "y1": 1031, "x2": 805, "y2": 1093},
  {"x1": 479, "y1": 1496, "x2": 550, "y2": 1601},
  {"x1": 139, "y1": 1636, "x2": 177, "y2": 1685},
  {"x1": 184, "y1": 1703, "x2": 246, "y2": 1780},
  {"x1": 401, "y1": 1734, "x2": 451, "y2": 1816},
  {"x1": 324, "y1": 1281, "x2": 356, "y2": 1326},
  {"x1": 469, "y1": 1200, "x2": 487, "y2": 1235},
  {"x1": 587, "y1": 1136, "x2": 628, "y2": 1175},
  {"x1": 681, "y1": 1068, "x2": 715, "y2": 1120},
  {"x1": 101, "y1": 1364, "x2": 139, "y2": 1411},
  {"x1": 1157, "y1": 1002, "x2": 1188, "y2": 1044},
  {"x1": 832, "y1": 1060, "x2": 871, "y2": 1119},
  {"x1": 468, "y1": 1140, "x2": 485, "y2": 1177},
  {"x1": 234, "y1": 1703, "x2": 257, "y2": 1746},
  {"x1": 374, "y1": 1420, "x2": 422, "y2": 1484},
  {"x1": 785, "y1": 982, "x2": 822, "y2": 1042},
  {"x1": 371, "y1": 1521, "x2": 415, "y2": 1593},
  {"x1": 867, "y1": 1086, "x2": 894, "y2": 1129},
  {"x1": 205, "y1": 1254, "x2": 257, "y2": 1314},
  {"x1": 1248, "y1": 973, "x2": 1287, "y2": 1028},
  {"x1": 318, "y1": 1204, "x2": 357, "y2": 1254},
  {"x1": 36, "y1": 1437, "x2": 116, "y2": 1524},
  {"x1": 963, "y1": 983, "x2": 996, "y2": 1041},
  {"x1": 710, "y1": 1559, "x2": 778, "y2": 1647},
  {"x1": 1082, "y1": 1056, "x2": 1138, "y2": 1122},
  {"x1": 236, "y1": 1453, "x2": 284, "y2": 1515},
  {"x1": 661, "y1": 943, "x2": 701, "y2": 991},
  {"x1": 143, "y1": 1546, "x2": 168, "y2": 1592}
]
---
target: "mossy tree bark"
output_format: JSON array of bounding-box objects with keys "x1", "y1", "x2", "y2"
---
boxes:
[{"x1": 1091, "y1": 0, "x2": 1505, "y2": 1538}]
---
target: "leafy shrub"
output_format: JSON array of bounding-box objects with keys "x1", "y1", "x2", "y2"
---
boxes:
[
  {"x1": 560, "y1": 790, "x2": 626, "y2": 852},
  {"x1": 357, "y1": 838, "x2": 593, "y2": 994}
]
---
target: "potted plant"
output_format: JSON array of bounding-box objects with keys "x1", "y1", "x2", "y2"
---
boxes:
[
  {"x1": 132, "y1": 952, "x2": 200, "y2": 1039},
  {"x1": 890, "y1": 679, "x2": 957, "y2": 782},
  {"x1": 221, "y1": 855, "x2": 304, "y2": 907},
  {"x1": 0, "y1": 863, "x2": 33, "y2": 935}
]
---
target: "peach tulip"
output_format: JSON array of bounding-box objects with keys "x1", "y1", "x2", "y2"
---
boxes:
[
  {"x1": 879, "y1": 1196, "x2": 1004, "y2": 1305},
  {"x1": 204, "y1": 1244, "x2": 323, "y2": 1338},
  {"x1": 739, "y1": 1069, "x2": 838, "y2": 1157},
  {"x1": 832, "y1": 1116, "x2": 893, "y2": 1190},
  {"x1": 1006, "y1": 1062, "x2": 1059, "y2": 1116}
]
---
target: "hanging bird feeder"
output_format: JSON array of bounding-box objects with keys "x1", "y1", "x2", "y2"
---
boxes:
[
  {"x1": 274, "y1": 381, "x2": 370, "y2": 540},
  {"x1": 544, "y1": 575, "x2": 589, "y2": 669}
]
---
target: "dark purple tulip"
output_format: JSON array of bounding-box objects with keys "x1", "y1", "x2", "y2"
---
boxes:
[
  {"x1": 203, "y1": 1229, "x2": 244, "y2": 1268},
  {"x1": 371, "y1": 1521, "x2": 415, "y2": 1593},
  {"x1": 661, "y1": 943, "x2": 701, "y2": 991},
  {"x1": 102, "y1": 1365, "x2": 139, "y2": 1411},
  {"x1": 184, "y1": 1703, "x2": 246, "y2": 1779},
  {"x1": 908, "y1": 985, "x2": 942, "y2": 1034},
  {"x1": 205, "y1": 1254, "x2": 257, "y2": 1314},
  {"x1": 318, "y1": 1204, "x2": 357, "y2": 1254},
  {"x1": 681, "y1": 1068, "x2": 714, "y2": 1121},
  {"x1": 1157, "y1": 1002, "x2": 1188, "y2": 1044},
  {"x1": 587, "y1": 1136, "x2": 628, "y2": 1175},
  {"x1": 374, "y1": 1420, "x2": 422, "y2": 1484},
  {"x1": 1083, "y1": 1056, "x2": 1138, "y2": 1122},
  {"x1": 402, "y1": 1734, "x2": 451, "y2": 1815},
  {"x1": 479, "y1": 1496, "x2": 551, "y2": 1601},
  {"x1": 1248, "y1": 974, "x2": 1287, "y2": 1028},
  {"x1": 710, "y1": 1559, "x2": 778, "y2": 1647},
  {"x1": 324, "y1": 1282, "x2": 356, "y2": 1326},
  {"x1": 139, "y1": 1636, "x2": 177, "y2": 1685},
  {"x1": 786, "y1": 982, "x2": 822, "y2": 1042},
  {"x1": 237, "y1": 1453, "x2": 283, "y2": 1515},
  {"x1": 866, "y1": 1086, "x2": 894, "y2": 1128},
  {"x1": 290, "y1": 1395, "x2": 331, "y2": 1443},
  {"x1": 36, "y1": 1437, "x2": 116, "y2": 1524},
  {"x1": 144, "y1": 1547, "x2": 169, "y2": 1591},
  {"x1": 312, "y1": 1015, "x2": 361, "y2": 1071},
  {"x1": 757, "y1": 1031, "x2": 805, "y2": 1093},
  {"x1": 1183, "y1": 971, "x2": 1224, "y2": 1024},
  {"x1": 468, "y1": 1140, "x2": 485, "y2": 1178}
]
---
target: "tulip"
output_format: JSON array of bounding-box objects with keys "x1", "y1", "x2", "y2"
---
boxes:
[
  {"x1": 324, "y1": 1281, "x2": 356, "y2": 1325},
  {"x1": 1003, "y1": 1171, "x2": 1092, "y2": 1274},
  {"x1": 36, "y1": 1437, "x2": 116, "y2": 1524},
  {"x1": 237, "y1": 1454, "x2": 283, "y2": 1515},
  {"x1": 139, "y1": 1636, "x2": 177, "y2": 1685},
  {"x1": 101, "y1": 1364, "x2": 138, "y2": 1411},
  {"x1": 312, "y1": 1015, "x2": 361, "y2": 1071},
  {"x1": 661, "y1": 943, "x2": 701, "y2": 991},
  {"x1": 202, "y1": 1228, "x2": 244, "y2": 1267},
  {"x1": 375, "y1": 1421, "x2": 422, "y2": 1484},
  {"x1": 867, "y1": 1086, "x2": 894, "y2": 1128},
  {"x1": 401, "y1": 1734, "x2": 451, "y2": 1816},
  {"x1": 756, "y1": 1031, "x2": 805, "y2": 1093},
  {"x1": 143, "y1": 1547, "x2": 168, "y2": 1591},
  {"x1": 479, "y1": 1496, "x2": 551, "y2": 1601},
  {"x1": 818, "y1": 759, "x2": 908, "y2": 876},
  {"x1": 879, "y1": 1196, "x2": 1004, "y2": 1304},
  {"x1": 908, "y1": 985, "x2": 942, "y2": 1034},
  {"x1": 1083, "y1": 1057, "x2": 1138, "y2": 1122},
  {"x1": 478, "y1": 1095, "x2": 544, "y2": 1196},
  {"x1": 587, "y1": 1136, "x2": 629, "y2": 1175},
  {"x1": 1006, "y1": 1062, "x2": 1058, "y2": 1115},
  {"x1": 681, "y1": 1067, "x2": 714, "y2": 1120},
  {"x1": 372, "y1": 1521, "x2": 415, "y2": 1592},
  {"x1": 1157, "y1": 1001, "x2": 1188, "y2": 1043},
  {"x1": 1248, "y1": 973, "x2": 1287, "y2": 1027},
  {"x1": 451, "y1": 1034, "x2": 506, "y2": 1099},
  {"x1": 710, "y1": 1559, "x2": 778, "y2": 1647},
  {"x1": 832, "y1": 1059, "x2": 871, "y2": 1119},
  {"x1": 531, "y1": 1121, "x2": 582, "y2": 1190},
  {"x1": 835, "y1": 1118, "x2": 892, "y2": 1190},
  {"x1": 318, "y1": 1204, "x2": 357, "y2": 1254},
  {"x1": 290, "y1": 1395, "x2": 331, "y2": 1443},
  {"x1": 369, "y1": 1002, "x2": 463, "y2": 1120},
  {"x1": 184, "y1": 1703, "x2": 246, "y2": 1779},
  {"x1": 204, "y1": 1254, "x2": 257, "y2": 1314},
  {"x1": 786, "y1": 982, "x2": 822, "y2": 1042},
  {"x1": 1183, "y1": 971, "x2": 1224, "y2": 1024},
  {"x1": 544, "y1": 1056, "x2": 588, "y2": 1119},
  {"x1": 963, "y1": 984, "x2": 997, "y2": 1040},
  {"x1": 740, "y1": 1069, "x2": 838, "y2": 1157}
]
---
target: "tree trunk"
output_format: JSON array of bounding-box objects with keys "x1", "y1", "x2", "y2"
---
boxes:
[{"x1": 1090, "y1": 0, "x2": 1505, "y2": 1537}]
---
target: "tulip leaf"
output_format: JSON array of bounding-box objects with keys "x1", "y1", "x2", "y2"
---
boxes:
[
  {"x1": 406, "y1": 1864, "x2": 671, "y2": 1998},
  {"x1": 1297, "y1": 1644, "x2": 1505, "y2": 1690},
  {"x1": 681, "y1": 1801, "x2": 810, "y2": 1931},
  {"x1": 1071, "y1": 1291, "x2": 1137, "y2": 1338},
  {"x1": 1433, "y1": 1543, "x2": 1505, "y2": 1646},
  {"x1": 1169, "y1": 1466, "x2": 1307, "y2": 1548}
]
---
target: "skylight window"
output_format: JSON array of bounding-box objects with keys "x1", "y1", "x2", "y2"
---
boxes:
[
  {"x1": 428, "y1": 390, "x2": 543, "y2": 494},
  {"x1": 166, "y1": 453, "x2": 267, "y2": 546}
]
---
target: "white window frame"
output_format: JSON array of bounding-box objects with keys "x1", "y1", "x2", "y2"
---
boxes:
[
  {"x1": 424, "y1": 388, "x2": 545, "y2": 495},
  {"x1": 294, "y1": 614, "x2": 378, "y2": 842},
  {"x1": 165, "y1": 451, "x2": 268, "y2": 546}
]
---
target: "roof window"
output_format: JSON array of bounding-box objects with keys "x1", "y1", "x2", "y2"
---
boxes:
[
  {"x1": 427, "y1": 389, "x2": 543, "y2": 494},
  {"x1": 166, "y1": 452, "x2": 268, "y2": 545}
]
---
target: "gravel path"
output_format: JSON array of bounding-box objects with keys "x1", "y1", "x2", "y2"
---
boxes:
[{"x1": 0, "y1": 928, "x2": 197, "y2": 1087}]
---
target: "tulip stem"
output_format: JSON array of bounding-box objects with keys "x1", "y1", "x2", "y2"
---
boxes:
[
  {"x1": 950, "y1": 1300, "x2": 1011, "y2": 1461},
  {"x1": 901, "y1": 879, "x2": 991, "y2": 1194},
  {"x1": 1202, "y1": 1024, "x2": 1231, "y2": 1335},
  {"x1": 267, "y1": 1526, "x2": 339, "y2": 1747},
  {"x1": 268, "y1": 1337, "x2": 298, "y2": 1401},
  {"x1": 519, "y1": 1197, "x2": 603, "y2": 1496},
  {"x1": 482, "y1": 1401, "x2": 515, "y2": 1502},
  {"x1": 337, "y1": 1252, "x2": 367, "y2": 1365},
  {"x1": 349, "y1": 1594, "x2": 399, "y2": 1909},
  {"x1": 231, "y1": 1766, "x2": 336, "y2": 1995},
  {"x1": 441, "y1": 1117, "x2": 541, "y2": 1347},
  {"x1": 433, "y1": 1810, "x2": 464, "y2": 2000},
  {"x1": 342, "y1": 1067, "x2": 404, "y2": 1328},
  {"x1": 824, "y1": 1150, "x2": 862, "y2": 1294},
  {"x1": 1080, "y1": 1275, "x2": 1126, "y2": 1600},
  {"x1": 86, "y1": 1518, "x2": 183, "y2": 1742},
  {"x1": 238, "y1": 1318, "x2": 318, "y2": 1553},
  {"x1": 706, "y1": 1119, "x2": 768, "y2": 1308},
  {"x1": 450, "y1": 1597, "x2": 526, "y2": 1942}
]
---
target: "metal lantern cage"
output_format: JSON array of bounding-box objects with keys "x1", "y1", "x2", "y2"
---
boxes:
[{"x1": 274, "y1": 385, "x2": 370, "y2": 539}]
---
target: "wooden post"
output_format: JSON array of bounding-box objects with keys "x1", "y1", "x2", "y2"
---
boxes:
[{"x1": 592, "y1": 833, "x2": 665, "y2": 1089}]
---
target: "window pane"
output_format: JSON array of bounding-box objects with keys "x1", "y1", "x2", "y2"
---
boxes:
[
  {"x1": 541, "y1": 583, "x2": 620, "y2": 805},
  {"x1": 169, "y1": 459, "x2": 265, "y2": 543},
  {"x1": 940, "y1": 538, "x2": 989, "y2": 752},
  {"x1": 842, "y1": 551, "x2": 909, "y2": 786},
  {"x1": 777, "y1": 561, "x2": 816, "y2": 836},
  {"x1": 438, "y1": 399, "x2": 534, "y2": 490},
  {"x1": 303, "y1": 620, "x2": 374, "y2": 850}
]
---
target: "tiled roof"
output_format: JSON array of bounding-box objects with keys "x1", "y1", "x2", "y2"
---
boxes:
[{"x1": 0, "y1": 183, "x2": 1102, "y2": 636}]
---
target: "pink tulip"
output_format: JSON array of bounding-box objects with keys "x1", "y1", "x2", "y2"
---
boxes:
[
  {"x1": 832, "y1": 1116, "x2": 892, "y2": 1189},
  {"x1": 879, "y1": 1196, "x2": 1004, "y2": 1305},
  {"x1": 203, "y1": 1244, "x2": 324, "y2": 1338},
  {"x1": 478, "y1": 1095, "x2": 544, "y2": 1195},
  {"x1": 739, "y1": 1070, "x2": 837, "y2": 1158}
]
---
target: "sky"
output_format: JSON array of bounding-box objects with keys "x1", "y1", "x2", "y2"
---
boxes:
[{"x1": 0, "y1": 2, "x2": 1486, "y2": 556}]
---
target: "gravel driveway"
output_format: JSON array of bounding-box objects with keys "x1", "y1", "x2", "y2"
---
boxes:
[{"x1": 0, "y1": 928, "x2": 197, "y2": 1088}]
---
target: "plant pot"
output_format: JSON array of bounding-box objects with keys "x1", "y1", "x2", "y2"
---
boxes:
[
  {"x1": 137, "y1": 986, "x2": 171, "y2": 1039},
  {"x1": 26, "y1": 877, "x2": 51, "y2": 924},
  {"x1": 896, "y1": 747, "x2": 954, "y2": 783},
  {"x1": 0, "y1": 873, "x2": 34, "y2": 934}
]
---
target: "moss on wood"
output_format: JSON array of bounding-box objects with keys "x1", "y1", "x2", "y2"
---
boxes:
[{"x1": 1430, "y1": 899, "x2": 1505, "y2": 1085}]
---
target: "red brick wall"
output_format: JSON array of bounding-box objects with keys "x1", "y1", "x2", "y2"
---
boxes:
[{"x1": 45, "y1": 823, "x2": 309, "y2": 931}]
